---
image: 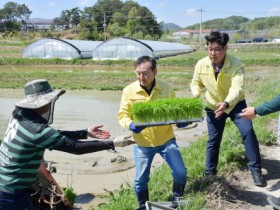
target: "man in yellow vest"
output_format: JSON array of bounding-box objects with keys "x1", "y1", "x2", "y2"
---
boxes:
[{"x1": 190, "y1": 31, "x2": 264, "y2": 186}]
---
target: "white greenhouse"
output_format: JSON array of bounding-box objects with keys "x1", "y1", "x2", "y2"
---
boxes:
[
  {"x1": 92, "y1": 37, "x2": 193, "y2": 60},
  {"x1": 23, "y1": 38, "x2": 103, "y2": 59}
]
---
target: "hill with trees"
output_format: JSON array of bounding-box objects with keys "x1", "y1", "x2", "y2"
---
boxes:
[
  {"x1": 51, "y1": 0, "x2": 163, "y2": 40},
  {"x1": 161, "y1": 23, "x2": 182, "y2": 32},
  {"x1": 186, "y1": 15, "x2": 280, "y2": 31},
  {"x1": 0, "y1": 0, "x2": 162, "y2": 41}
]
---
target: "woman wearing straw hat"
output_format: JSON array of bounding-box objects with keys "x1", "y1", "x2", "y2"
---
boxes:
[{"x1": 0, "y1": 79, "x2": 134, "y2": 210}]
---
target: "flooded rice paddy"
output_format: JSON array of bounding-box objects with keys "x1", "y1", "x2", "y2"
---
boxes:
[{"x1": 0, "y1": 89, "x2": 126, "y2": 139}]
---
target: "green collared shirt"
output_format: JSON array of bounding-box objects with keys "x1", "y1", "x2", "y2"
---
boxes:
[{"x1": 255, "y1": 94, "x2": 280, "y2": 116}]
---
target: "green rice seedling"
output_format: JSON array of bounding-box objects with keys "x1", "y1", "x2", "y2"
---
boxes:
[
  {"x1": 132, "y1": 97, "x2": 204, "y2": 124},
  {"x1": 64, "y1": 187, "x2": 76, "y2": 205}
]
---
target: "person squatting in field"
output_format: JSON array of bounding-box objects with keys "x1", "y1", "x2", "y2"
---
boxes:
[{"x1": 0, "y1": 79, "x2": 135, "y2": 210}]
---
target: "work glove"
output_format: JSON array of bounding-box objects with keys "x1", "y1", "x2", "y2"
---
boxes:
[
  {"x1": 113, "y1": 134, "x2": 135, "y2": 147},
  {"x1": 176, "y1": 122, "x2": 191, "y2": 128},
  {"x1": 129, "y1": 122, "x2": 145, "y2": 134}
]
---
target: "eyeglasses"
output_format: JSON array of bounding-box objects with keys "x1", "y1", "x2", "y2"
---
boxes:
[
  {"x1": 206, "y1": 47, "x2": 224, "y2": 54},
  {"x1": 135, "y1": 70, "x2": 153, "y2": 78}
]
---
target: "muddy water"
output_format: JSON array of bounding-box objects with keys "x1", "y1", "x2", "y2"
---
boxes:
[
  {"x1": 0, "y1": 89, "x2": 127, "y2": 139},
  {"x1": 0, "y1": 88, "x2": 208, "y2": 209}
]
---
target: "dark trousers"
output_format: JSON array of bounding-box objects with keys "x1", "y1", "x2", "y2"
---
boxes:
[
  {"x1": 0, "y1": 189, "x2": 34, "y2": 210},
  {"x1": 205, "y1": 100, "x2": 262, "y2": 175}
]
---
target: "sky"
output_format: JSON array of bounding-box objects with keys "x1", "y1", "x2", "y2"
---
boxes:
[{"x1": 1, "y1": 0, "x2": 280, "y2": 28}]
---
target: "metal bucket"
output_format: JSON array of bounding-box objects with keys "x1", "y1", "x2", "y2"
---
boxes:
[{"x1": 145, "y1": 200, "x2": 186, "y2": 210}]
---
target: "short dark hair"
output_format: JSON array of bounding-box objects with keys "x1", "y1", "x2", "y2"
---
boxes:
[
  {"x1": 205, "y1": 31, "x2": 229, "y2": 47},
  {"x1": 135, "y1": 56, "x2": 157, "y2": 70}
]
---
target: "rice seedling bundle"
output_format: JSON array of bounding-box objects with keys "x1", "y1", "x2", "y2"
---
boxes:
[{"x1": 132, "y1": 97, "x2": 204, "y2": 124}]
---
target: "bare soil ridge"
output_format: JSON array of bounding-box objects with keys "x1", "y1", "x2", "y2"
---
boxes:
[{"x1": 205, "y1": 144, "x2": 280, "y2": 210}]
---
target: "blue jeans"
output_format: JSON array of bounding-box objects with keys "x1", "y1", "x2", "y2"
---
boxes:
[
  {"x1": 0, "y1": 189, "x2": 35, "y2": 210},
  {"x1": 133, "y1": 138, "x2": 187, "y2": 193},
  {"x1": 205, "y1": 100, "x2": 262, "y2": 175}
]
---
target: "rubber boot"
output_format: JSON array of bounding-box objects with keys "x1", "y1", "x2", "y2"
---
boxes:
[
  {"x1": 172, "y1": 182, "x2": 185, "y2": 201},
  {"x1": 170, "y1": 182, "x2": 186, "y2": 209},
  {"x1": 135, "y1": 189, "x2": 149, "y2": 209}
]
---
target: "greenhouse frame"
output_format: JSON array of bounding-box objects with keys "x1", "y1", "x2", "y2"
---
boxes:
[
  {"x1": 92, "y1": 37, "x2": 193, "y2": 60},
  {"x1": 23, "y1": 38, "x2": 103, "y2": 59}
]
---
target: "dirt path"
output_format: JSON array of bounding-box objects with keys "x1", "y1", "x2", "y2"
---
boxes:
[
  {"x1": 205, "y1": 144, "x2": 280, "y2": 210},
  {"x1": 202, "y1": 119, "x2": 280, "y2": 210}
]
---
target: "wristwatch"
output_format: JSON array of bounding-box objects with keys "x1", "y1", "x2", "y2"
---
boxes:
[{"x1": 223, "y1": 101, "x2": 229, "y2": 109}]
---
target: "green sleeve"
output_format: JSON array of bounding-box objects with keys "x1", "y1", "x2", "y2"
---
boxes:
[{"x1": 255, "y1": 94, "x2": 280, "y2": 116}]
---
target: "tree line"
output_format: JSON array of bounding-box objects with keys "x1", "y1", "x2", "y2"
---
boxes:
[
  {"x1": 53, "y1": 0, "x2": 163, "y2": 40},
  {"x1": 0, "y1": 0, "x2": 163, "y2": 41},
  {"x1": 0, "y1": 2, "x2": 31, "y2": 31}
]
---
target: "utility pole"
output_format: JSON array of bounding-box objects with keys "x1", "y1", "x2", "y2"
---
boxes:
[
  {"x1": 199, "y1": 8, "x2": 203, "y2": 49},
  {"x1": 103, "y1": 12, "x2": 107, "y2": 41}
]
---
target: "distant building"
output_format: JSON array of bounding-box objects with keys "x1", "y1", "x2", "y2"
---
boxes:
[
  {"x1": 171, "y1": 29, "x2": 245, "y2": 42},
  {"x1": 22, "y1": 18, "x2": 68, "y2": 31},
  {"x1": 170, "y1": 29, "x2": 212, "y2": 41},
  {"x1": 24, "y1": 18, "x2": 53, "y2": 31},
  {"x1": 218, "y1": 29, "x2": 245, "y2": 39},
  {"x1": 171, "y1": 31, "x2": 191, "y2": 41},
  {"x1": 251, "y1": 30, "x2": 270, "y2": 38},
  {"x1": 183, "y1": 29, "x2": 213, "y2": 39}
]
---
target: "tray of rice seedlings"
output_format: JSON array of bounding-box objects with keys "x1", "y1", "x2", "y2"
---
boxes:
[{"x1": 132, "y1": 97, "x2": 204, "y2": 127}]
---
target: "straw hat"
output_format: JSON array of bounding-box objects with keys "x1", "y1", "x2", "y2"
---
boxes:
[{"x1": 15, "y1": 79, "x2": 65, "y2": 109}]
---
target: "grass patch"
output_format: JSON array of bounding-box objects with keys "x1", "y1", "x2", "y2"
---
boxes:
[
  {"x1": 0, "y1": 64, "x2": 196, "y2": 91},
  {"x1": 0, "y1": 40, "x2": 28, "y2": 46}
]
